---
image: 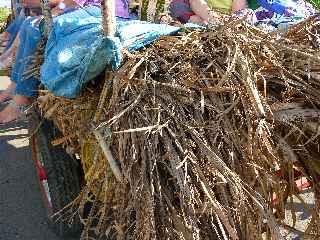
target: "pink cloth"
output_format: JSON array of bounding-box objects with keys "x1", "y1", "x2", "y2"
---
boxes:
[{"x1": 74, "y1": 0, "x2": 130, "y2": 18}]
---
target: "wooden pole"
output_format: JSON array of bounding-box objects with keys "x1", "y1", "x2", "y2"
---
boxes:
[
  {"x1": 11, "y1": 0, "x2": 16, "y2": 19},
  {"x1": 95, "y1": 0, "x2": 120, "y2": 181},
  {"x1": 40, "y1": 0, "x2": 53, "y2": 37},
  {"x1": 101, "y1": 0, "x2": 116, "y2": 37}
]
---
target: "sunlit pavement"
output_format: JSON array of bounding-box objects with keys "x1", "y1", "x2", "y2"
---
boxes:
[{"x1": 0, "y1": 76, "x2": 61, "y2": 240}]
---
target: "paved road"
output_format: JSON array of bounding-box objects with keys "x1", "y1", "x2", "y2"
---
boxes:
[{"x1": 0, "y1": 77, "x2": 62, "y2": 240}]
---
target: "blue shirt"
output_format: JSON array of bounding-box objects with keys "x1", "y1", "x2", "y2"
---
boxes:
[{"x1": 257, "y1": 0, "x2": 292, "y2": 15}]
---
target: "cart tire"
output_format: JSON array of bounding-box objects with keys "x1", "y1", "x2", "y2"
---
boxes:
[{"x1": 29, "y1": 110, "x2": 82, "y2": 237}]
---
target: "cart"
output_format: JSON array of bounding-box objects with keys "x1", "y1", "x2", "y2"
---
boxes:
[
  {"x1": 1, "y1": 1, "x2": 320, "y2": 239},
  {"x1": 2, "y1": 0, "x2": 167, "y2": 237}
]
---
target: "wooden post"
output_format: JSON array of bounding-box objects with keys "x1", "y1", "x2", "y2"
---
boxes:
[
  {"x1": 40, "y1": 0, "x2": 53, "y2": 37},
  {"x1": 101, "y1": 0, "x2": 116, "y2": 37},
  {"x1": 11, "y1": 0, "x2": 16, "y2": 19},
  {"x1": 95, "y1": 0, "x2": 120, "y2": 181}
]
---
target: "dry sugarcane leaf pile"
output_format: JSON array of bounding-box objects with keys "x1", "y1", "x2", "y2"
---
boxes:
[{"x1": 38, "y1": 16, "x2": 320, "y2": 240}]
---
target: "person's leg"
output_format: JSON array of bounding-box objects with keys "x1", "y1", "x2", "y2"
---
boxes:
[
  {"x1": 0, "y1": 33, "x2": 21, "y2": 103},
  {"x1": 0, "y1": 72, "x2": 39, "y2": 123},
  {"x1": 10, "y1": 17, "x2": 40, "y2": 84},
  {"x1": 0, "y1": 17, "x2": 41, "y2": 123},
  {"x1": 4, "y1": 15, "x2": 26, "y2": 51},
  {"x1": 0, "y1": 32, "x2": 10, "y2": 46},
  {"x1": 0, "y1": 95, "x2": 32, "y2": 123},
  {"x1": 0, "y1": 33, "x2": 20, "y2": 70}
]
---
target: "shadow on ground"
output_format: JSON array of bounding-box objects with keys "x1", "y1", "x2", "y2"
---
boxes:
[{"x1": 0, "y1": 120, "x2": 64, "y2": 240}]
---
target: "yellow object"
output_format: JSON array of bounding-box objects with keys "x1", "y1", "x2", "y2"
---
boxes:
[
  {"x1": 80, "y1": 137, "x2": 95, "y2": 179},
  {"x1": 0, "y1": 69, "x2": 9, "y2": 76},
  {"x1": 207, "y1": 0, "x2": 233, "y2": 12}
]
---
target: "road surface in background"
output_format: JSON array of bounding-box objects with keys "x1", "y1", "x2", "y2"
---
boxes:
[{"x1": 0, "y1": 76, "x2": 63, "y2": 240}]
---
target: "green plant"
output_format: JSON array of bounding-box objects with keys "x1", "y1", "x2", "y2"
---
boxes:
[
  {"x1": 308, "y1": 0, "x2": 320, "y2": 9},
  {"x1": 0, "y1": 8, "x2": 10, "y2": 25}
]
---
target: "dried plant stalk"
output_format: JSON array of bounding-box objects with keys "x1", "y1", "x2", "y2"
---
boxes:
[{"x1": 37, "y1": 16, "x2": 320, "y2": 240}]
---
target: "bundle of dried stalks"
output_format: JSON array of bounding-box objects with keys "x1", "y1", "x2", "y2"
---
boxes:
[{"x1": 38, "y1": 16, "x2": 320, "y2": 240}]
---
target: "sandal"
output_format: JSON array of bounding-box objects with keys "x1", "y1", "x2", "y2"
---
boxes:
[{"x1": 0, "y1": 100, "x2": 33, "y2": 125}]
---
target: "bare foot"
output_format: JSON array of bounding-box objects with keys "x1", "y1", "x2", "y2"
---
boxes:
[
  {"x1": 0, "y1": 95, "x2": 32, "y2": 124},
  {"x1": 0, "y1": 104, "x2": 21, "y2": 124}
]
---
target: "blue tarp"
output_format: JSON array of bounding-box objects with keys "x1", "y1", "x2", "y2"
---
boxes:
[{"x1": 40, "y1": 6, "x2": 181, "y2": 98}]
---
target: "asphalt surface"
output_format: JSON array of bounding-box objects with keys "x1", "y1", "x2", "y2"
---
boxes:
[{"x1": 0, "y1": 76, "x2": 62, "y2": 240}]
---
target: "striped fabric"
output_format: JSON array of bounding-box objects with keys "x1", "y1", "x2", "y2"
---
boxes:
[{"x1": 169, "y1": 0, "x2": 194, "y2": 23}]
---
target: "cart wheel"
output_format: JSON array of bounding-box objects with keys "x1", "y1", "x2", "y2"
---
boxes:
[{"x1": 29, "y1": 110, "x2": 82, "y2": 237}]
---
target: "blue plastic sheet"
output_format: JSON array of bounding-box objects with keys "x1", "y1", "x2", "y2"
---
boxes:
[{"x1": 40, "y1": 6, "x2": 181, "y2": 98}]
